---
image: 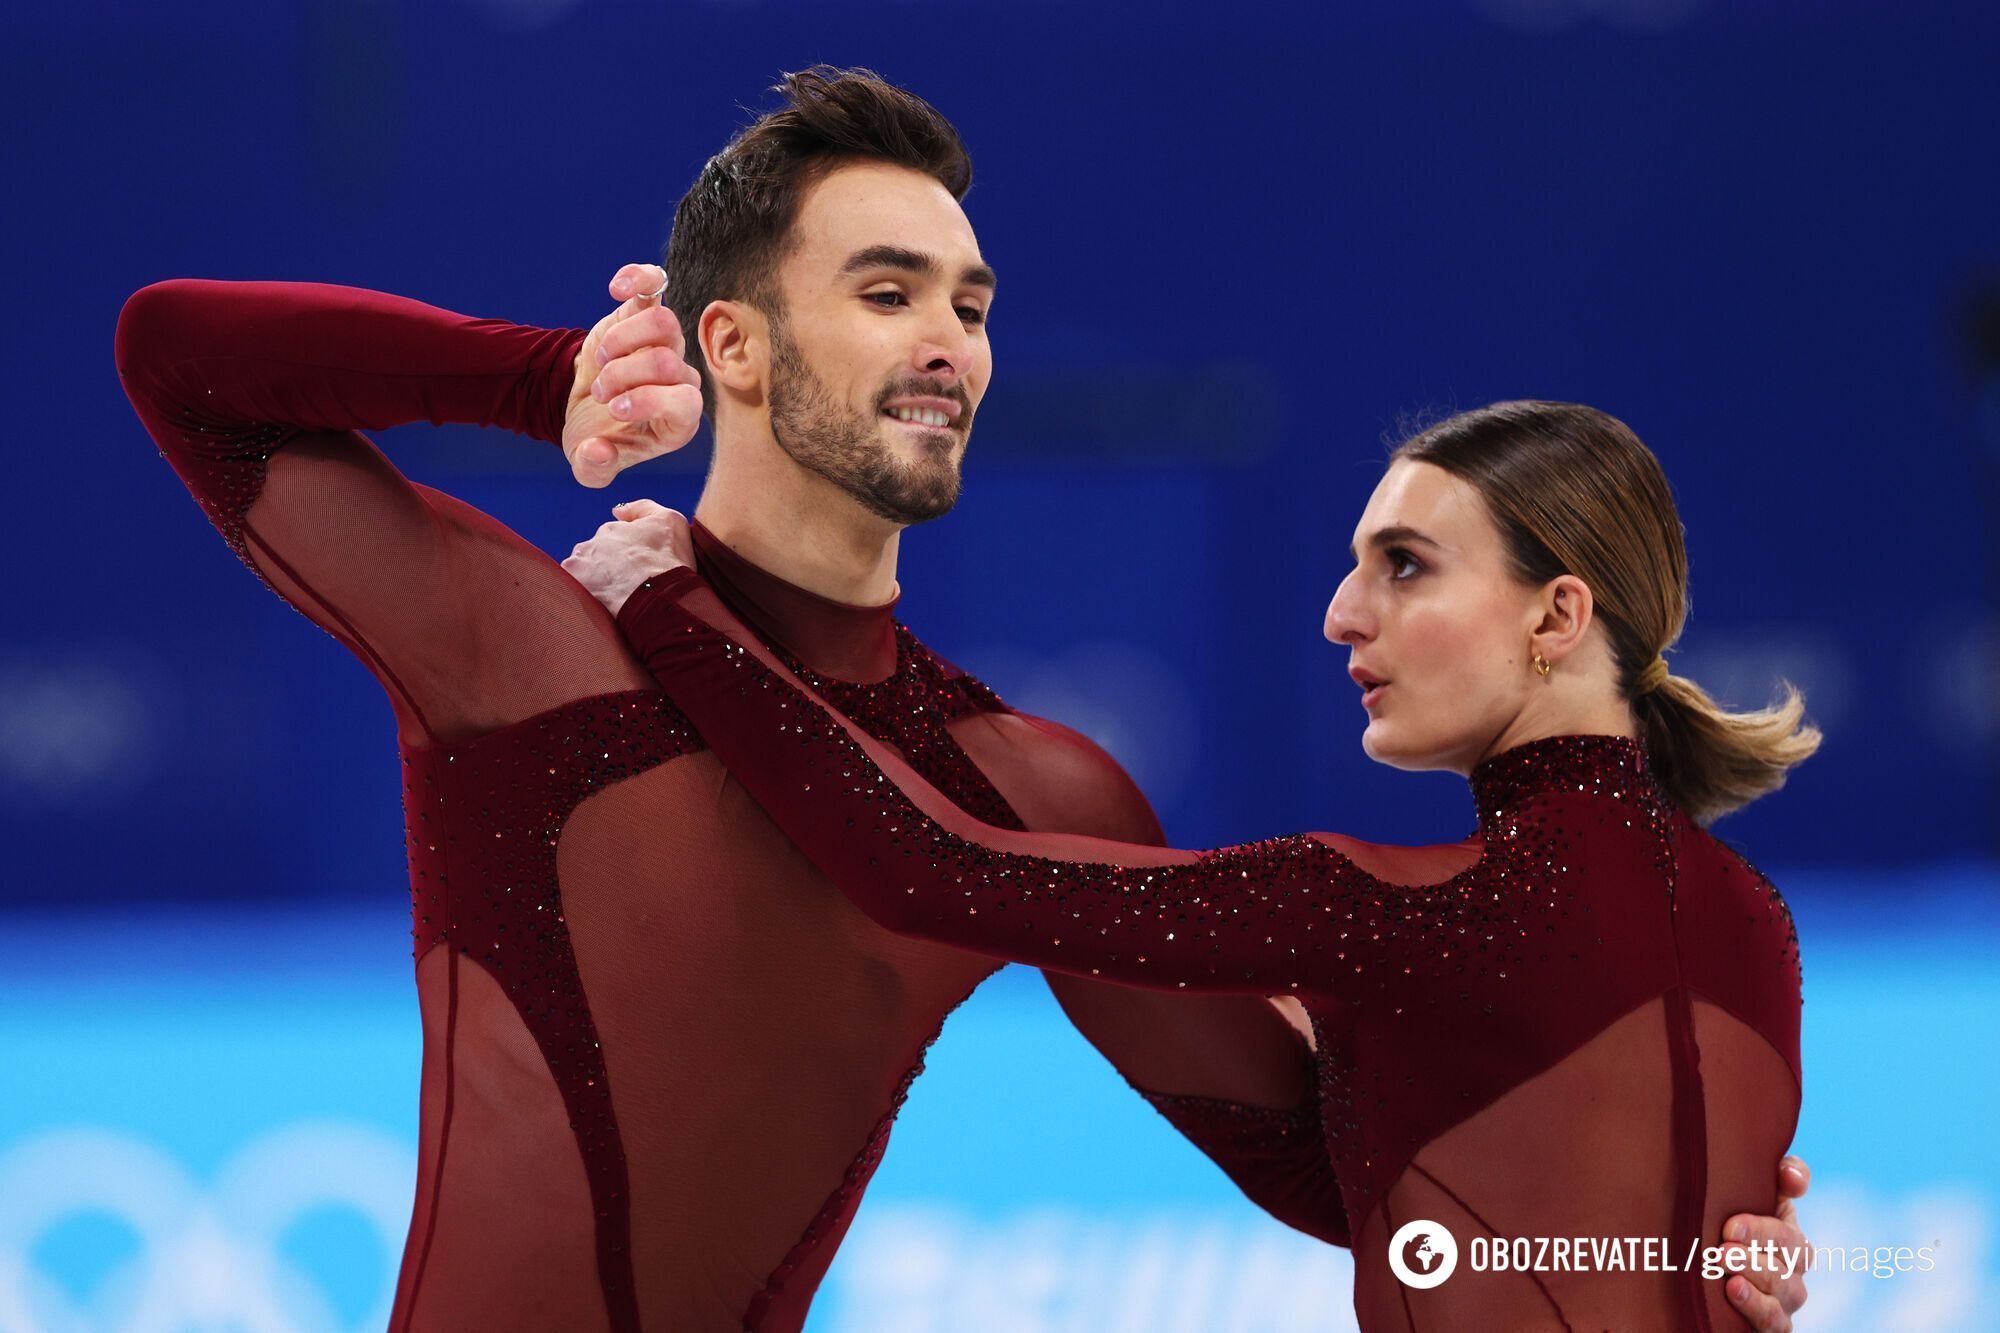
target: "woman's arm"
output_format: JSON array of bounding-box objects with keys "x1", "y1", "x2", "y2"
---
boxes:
[{"x1": 614, "y1": 564, "x2": 1429, "y2": 998}]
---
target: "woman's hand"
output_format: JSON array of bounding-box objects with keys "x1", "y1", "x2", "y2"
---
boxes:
[
  {"x1": 563, "y1": 263, "x2": 704, "y2": 488},
  {"x1": 560, "y1": 498, "x2": 696, "y2": 617}
]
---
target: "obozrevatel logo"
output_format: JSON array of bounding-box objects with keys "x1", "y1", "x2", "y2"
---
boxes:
[{"x1": 1388, "y1": 1218, "x2": 1459, "y2": 1288}]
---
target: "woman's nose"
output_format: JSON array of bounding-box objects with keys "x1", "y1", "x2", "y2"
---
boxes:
[{"x1": 1325, "y1": 573, "x2": 1370, "y2": 645}]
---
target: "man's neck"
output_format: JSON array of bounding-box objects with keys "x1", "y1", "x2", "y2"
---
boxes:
[{"x1": 691, "y1": 420, "x2": 904, "y2": 606}]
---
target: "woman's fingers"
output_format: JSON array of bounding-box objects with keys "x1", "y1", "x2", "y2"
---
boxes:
[
  {"x1": 605, "y1": 501, "x2": 695, "y2": 570},
  {"x1": 613, "y1": 498, "x2": 670, "y2": 520}
]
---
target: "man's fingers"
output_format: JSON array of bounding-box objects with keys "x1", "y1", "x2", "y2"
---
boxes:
[
  {"x1": 601, "y1": 383, "x2": 703, "y2": 444},
  {"x1": 1723, "y1": 1211, "x2": 1810, "y2": 1322},
  {"x1": 568, "y1": 438, "x2": 622, "y2": 489},
  {"x1": 591, "y1": 304, "x2": 688, "y2": 373},
  {"x1": 1778, "y1": 1155, "x2": 1811, "y2": 1198},
  {"x1": 591, "y1": 341, "x2": 696, "y2": 402},
  {"x1": 1726, "y1": 1213, "x2": 1806, "y2": 1258},
  {"x1": 1727, "y1": 1276, "x2": 1788, "y2": 1331},
  {"x1": 609, "y1": 263, "x2": 666, "y2": 301}
]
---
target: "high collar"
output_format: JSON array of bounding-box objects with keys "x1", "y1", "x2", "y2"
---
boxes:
[
  {"x1": 690, "y1": 518, "x2": 901, "y2": 682},
  {"x1": 1467, "y1": 734, "x2": 1663, "y2": 831}
]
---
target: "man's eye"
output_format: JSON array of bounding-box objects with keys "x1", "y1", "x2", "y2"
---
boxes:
[
  {"x1": 865, "y1": 292, "x2": 906, "y2": 308},
  {"x1": 957, "y1": 306, "x2": 987, "y2": 325}
]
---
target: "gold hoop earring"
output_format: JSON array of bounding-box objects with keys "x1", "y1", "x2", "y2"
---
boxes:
[{"x1": 1532, "y1": 653, "x2": 1552, "y2": 679}]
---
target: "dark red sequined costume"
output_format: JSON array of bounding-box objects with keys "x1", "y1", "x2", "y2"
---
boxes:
[
  {"x1": 113, "y1": 280, "x2": 1344, "y2": 1332},
  {"x1": 617, "y1": 570, "x2": 1805, "y2": 1332}
]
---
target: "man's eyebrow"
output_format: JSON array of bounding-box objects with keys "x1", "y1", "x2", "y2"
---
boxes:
[
  {"x1": 839, "y1": 244, "x2": 997, "y2": 291},
  {"x1": 1347, "y1": 525, "x2": 1444, "y2": 562}
]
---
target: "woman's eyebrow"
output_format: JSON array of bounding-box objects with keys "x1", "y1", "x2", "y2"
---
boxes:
[{"x1": 1349, "y1": 525, "x2": 1444, "y2": 562}]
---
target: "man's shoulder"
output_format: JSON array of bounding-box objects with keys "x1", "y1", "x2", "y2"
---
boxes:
[
  {"x1": 893, "y1": 622, "x2": 1010, "y2": 717},
  {"x1": 892, "y1": 623, "x2": 1165, "y2": 844},
  {"x1": 1003, "y1": 710, "x2": 1167, "y2": 845}
]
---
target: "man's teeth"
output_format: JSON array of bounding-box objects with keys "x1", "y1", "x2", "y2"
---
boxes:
[{"x1": 887, "y1": 406, "x2": 951, "y2": 427}]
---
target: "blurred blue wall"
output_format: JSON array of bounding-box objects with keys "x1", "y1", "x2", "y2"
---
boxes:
[
  {"x1": 4, "y1": 0, "x2": 1997, "y2": 1329},
  {"x1": 4, "y1": 0, "x2": 1995, "y2": 900}
]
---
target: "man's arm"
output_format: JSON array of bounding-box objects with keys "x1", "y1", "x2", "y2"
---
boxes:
[
  {"x1": 995, "y1": 713, "x2": 1354, "y2": 1246},
  {"x1": 1046, "y1": 975, "x2": 1352, "y2": 1247},
  {"x1": 113, "y1": 270, "x2": 695, "y2": 735}
]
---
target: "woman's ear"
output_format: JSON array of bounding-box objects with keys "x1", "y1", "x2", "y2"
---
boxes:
[{"x1": 1530, "y1": 574, "x2": 1596, "y2": 666}]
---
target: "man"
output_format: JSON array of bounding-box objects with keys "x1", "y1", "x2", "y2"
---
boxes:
[{"x1": 116, "y1": 65, "x2": 1809, "y2": 1331}]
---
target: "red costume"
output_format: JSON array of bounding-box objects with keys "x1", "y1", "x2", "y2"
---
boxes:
[
  {"x1": 615, "y1": 566, "x2": 1805, "y2": 1332},
  {"x1": 114, "y1": 279, "x2": 1342, "y2": 1332}
]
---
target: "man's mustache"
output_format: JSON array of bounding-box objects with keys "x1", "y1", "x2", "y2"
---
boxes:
[{"x1": 876, "y1": 378, "x2": 972, "y2": 420}]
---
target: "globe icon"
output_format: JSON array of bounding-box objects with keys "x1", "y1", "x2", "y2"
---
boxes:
[{"x1": 1388, "y1": 1217, "x2": 1458, "y2": 1288}]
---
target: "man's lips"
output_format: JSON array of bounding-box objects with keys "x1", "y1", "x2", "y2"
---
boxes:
[{"x1": 881, "y1": 395, "x2": 964, "y2": 428}]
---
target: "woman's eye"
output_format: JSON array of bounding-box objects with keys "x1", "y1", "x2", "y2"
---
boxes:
[{"x1": 1386, "y1": 548, "x2": 1422, "y2": 579}]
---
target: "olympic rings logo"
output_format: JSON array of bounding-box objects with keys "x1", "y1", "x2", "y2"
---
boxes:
[{"x1": 0, "y1": 1122, "x2": 413, "y2": 1333}]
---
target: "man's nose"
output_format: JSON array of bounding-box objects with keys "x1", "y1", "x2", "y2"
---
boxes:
[{"x1": 913, "y1": 304, "x2": 973, "y2": 380}]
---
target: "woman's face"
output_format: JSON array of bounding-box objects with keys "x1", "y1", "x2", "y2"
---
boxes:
[{"x1": 1325, "y1": 459, "x2": 1547, "y2": 775}]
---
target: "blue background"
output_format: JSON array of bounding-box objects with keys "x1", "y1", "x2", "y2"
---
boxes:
[{"x1": 4, "y1": 0, "x2": 1996, "y2": 1329}]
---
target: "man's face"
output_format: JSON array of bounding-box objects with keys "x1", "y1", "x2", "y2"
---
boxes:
[{"x1": 762, "y1": 160, "x2": 994, "y2": 526}]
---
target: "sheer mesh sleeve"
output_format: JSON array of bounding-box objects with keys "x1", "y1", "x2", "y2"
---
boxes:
[
  {"x1": 1049, "y1": 975, "x2": 1348, "y2": 1245},
  {"x1": 1003, "y1": 733, "x2": 1350, "y2": 1245},
  {"x1": 619, "y1": 570, "x2": 1398, "y2": 997},
  {"x1": 115, "y1": 279, "x2": 645, "y2": 739},
  {"x1": 1137, "y1": 1082, "x2": 1350, "y2": 1247}
]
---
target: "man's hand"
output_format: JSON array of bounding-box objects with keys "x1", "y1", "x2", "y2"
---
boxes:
[
  {"x1": 1720, "y1": 1154, "x2": 1813, "y2": 1330},
  {"x1": 560, "y1": 499, "x2": 696, "y2": 617},
  {"x1": 564, "y1": 263, "x2": 704, "y2": 488}
]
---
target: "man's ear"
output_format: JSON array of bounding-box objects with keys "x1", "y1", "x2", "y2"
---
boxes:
[{"x1": 701, "y1": 300, "x2": 767, "y2": 402}]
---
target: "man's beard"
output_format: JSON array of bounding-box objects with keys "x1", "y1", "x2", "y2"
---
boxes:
[{"x1": 766, "y1": 319, "x2": 966, "y2": 527}]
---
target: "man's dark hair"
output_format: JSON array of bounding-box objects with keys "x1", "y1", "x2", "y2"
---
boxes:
[{"x1": 663, "y1": 66, "x2": 974, "y2": 417}]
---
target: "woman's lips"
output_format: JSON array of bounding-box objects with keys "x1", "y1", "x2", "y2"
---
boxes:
[{"x1": 1361, "y1": 683, "x2": 1389, "y2": 710}]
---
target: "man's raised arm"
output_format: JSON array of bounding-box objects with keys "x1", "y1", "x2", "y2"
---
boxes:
[{"x1": 113, "y1": 269, "x2": 697, "y2": 734}]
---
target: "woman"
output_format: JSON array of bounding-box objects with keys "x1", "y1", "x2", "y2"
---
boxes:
[{"x1": 582, "y1": 401, "x2": 1817, "y2": 1331}]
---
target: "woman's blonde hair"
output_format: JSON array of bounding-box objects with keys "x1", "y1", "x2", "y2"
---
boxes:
[{"x1": 1393, "y1": 400, "x2": 1821, "y2": 824}]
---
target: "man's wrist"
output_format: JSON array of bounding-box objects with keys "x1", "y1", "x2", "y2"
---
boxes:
[{"x1": 537, "y1": 327, "x2": 593, "y2": 446}]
